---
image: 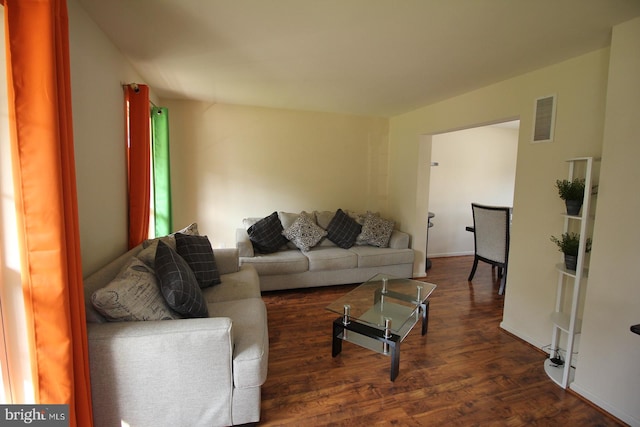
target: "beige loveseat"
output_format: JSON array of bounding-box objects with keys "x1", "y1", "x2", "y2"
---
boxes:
[
  {"x1": 83, "y1": 227, "x2": 268, "y2": 427},
  {"x1": 237, "y1": 210, "x2": 415, "y2": 292}
]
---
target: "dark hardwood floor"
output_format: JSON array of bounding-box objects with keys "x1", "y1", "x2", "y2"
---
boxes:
[{"x1": 258, "y1": 256, "x2": 624, "y2": 426}]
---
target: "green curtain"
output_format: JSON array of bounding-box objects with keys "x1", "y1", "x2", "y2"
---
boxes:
[{"x1": 151, "y1": 106, "x2": 173, "y2": 236}]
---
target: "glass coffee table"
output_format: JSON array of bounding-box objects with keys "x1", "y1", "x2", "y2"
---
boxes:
[{"x1": 326, "y1": 274, "x2": 437, "y2": 381}]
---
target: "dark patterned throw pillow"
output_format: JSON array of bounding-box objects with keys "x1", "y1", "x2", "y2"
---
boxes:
[
  {"x1": 247, "y1": 211, "x2": 289, "y2": 253},
  {"x1": 155, "y1": 240, "x2": 209, "y2": 318},
  {"x1": 175, "y1": 233, "x2": 221, "y2": 288},
  {"x1": 326, "y1": 208, "x2": 362, "y2": 249}
]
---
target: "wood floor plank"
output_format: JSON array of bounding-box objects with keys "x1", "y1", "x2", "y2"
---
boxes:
[{"x1": 257, "y1": 256, "x2": 624, "y2": 426}]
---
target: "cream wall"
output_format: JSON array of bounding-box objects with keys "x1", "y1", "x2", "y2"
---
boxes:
[
  {"x1": 69, "y1": 0, "x2": 390, "y2": 269},
  {"x1": 68, "y1": 0, "x2": 151, "y2": 275},
  {"x1": 428, "y1": 126, "x2": 518, "y2": 257},
  {"x1": 389, "y1": 47, "x2": 608, "y2": 308},
  {"x1": 388, "y1": 47, "x2": 629, "y2": 412},
  {"x1": 162, "y1": 101, "x2": 389, "y2": 248},
  {"x1": 571, "y1": 17, "x2": 640, "y2": 426},
  {"x1": 389, "y1": 50, "x2": 608, "y2": 278}
]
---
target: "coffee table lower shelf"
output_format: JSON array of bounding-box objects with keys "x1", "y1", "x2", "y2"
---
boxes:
[
  {"x1": 332, "y1": 317, "x2": 403, "y2": 381},
  {"x1": 331, "y1": 299, "x2": 429, "y2": 382}
]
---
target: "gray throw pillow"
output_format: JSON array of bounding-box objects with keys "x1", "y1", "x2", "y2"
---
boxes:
[
  {"x1": 247, "y1": 211, "x2": 289, "y2": 253},
  {"x1": 155, "y1": 240, "x2": 209, "y2": 318},
  {"x1": 326, "y1": 208, "x2": 362, "y2": 249},
  {"x1": 175, "y1": 233, "x2": 221, "y2": 288}
]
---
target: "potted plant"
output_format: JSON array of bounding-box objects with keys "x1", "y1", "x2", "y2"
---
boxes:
[
  {"x1": 550, "y1": 232, "x2": 592, "y2": 271},
  {"x1": 555, "y1": 178, "x2": 585, "y2": 215}
]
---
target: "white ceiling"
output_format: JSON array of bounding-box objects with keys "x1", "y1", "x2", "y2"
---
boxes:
[{"x1": 76, "y1": 0, "x2": 640, "y2": 117}]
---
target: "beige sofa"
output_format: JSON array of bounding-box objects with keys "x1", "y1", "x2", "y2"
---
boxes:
[
  {"x1": 237, "y1": 210, "x2": 415, "y2": 292},
  {"x1": 84, "y1": 232, "x2": 268, "y2": 427}
]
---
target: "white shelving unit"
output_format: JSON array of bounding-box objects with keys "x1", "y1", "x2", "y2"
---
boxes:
[{"x1": 544, "y1": 157, "x2": 597, "y2": 388}]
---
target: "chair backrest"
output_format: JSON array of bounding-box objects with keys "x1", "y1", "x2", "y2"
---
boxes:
[{"x1": 471, "y1": 203, "x2": 511, "y2": 264}]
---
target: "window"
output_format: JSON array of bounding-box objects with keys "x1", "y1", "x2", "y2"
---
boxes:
[{"x1": 0, "y1": 5, "x2": 34, "y2": 404}]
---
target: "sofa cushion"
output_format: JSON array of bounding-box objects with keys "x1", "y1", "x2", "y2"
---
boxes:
[
  {"x1": 208, "y1": 298, "x2": 269, "y2": 389},
  {"x1": 282, "y1": 211, "x2": 327, "y2": 251},
  {"x1": 326, "y1": 208, "x2": 362, "y2": 249},
  {"x1": 304, "y1": 247, "x2": 358, "y2": 271},
  {"x1": 312, "y1": 210, "x2": 337, "y2": 247},
  {"x1": 348, "y1": 245, "x2": 415, "y2": 268},
  {"x1": 388, "y1": 229, "x2": 410, "y2": 249},
  {"x1": 155, "y1": 241, "x2": 209, "y2": 318},
  {"x1": 278, "y1": 211, "x2": 300, "y2": 230},
  {"x1": 202, "y1": 265, "x2": 261, "y2": 303},
  {"x1": 91, "y1": 257, "x2": 180, "y2": 321},
  {"x1": 346, "y1": 210, "x2": 368, "y2": 225},
  {"x1": 212, "y1": 248, "x2": 241, "y2": 275},
  {"x1": 142, "y1": 222, "x2": 199, "y2": 250},
  {"x1": 356, "y1": 212, "x2": 395, "y2": 247},
  {"x1": 137, "y1": 223, "x2": 200, "y2": 268},
  {"x1": 314, "y1": 210, "x2": 335, "y2": 229},
  {"x1": 136, "y1": 240, "x2": 160, "y2": 267},
  {"x1": 175, "y1": 233, "x2": 221, "y2": 288},
  {"x1": 240, "y1": 250, "x2": 308, "y2": 276},
  {"x1": 247, "y1": 211, "x2": 289, "y2": 254}
]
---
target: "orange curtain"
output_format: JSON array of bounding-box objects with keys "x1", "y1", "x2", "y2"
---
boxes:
[
  {"x1": 125, "y1": 84, "x2": 151, "y2": 249},
  {"x1": 2, "y1": 1, "x2": 93, "y2": 426}
]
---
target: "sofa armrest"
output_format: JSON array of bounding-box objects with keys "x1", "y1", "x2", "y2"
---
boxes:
[
  {"x1": 88, "y1": 317, "x2": 235, "y2": 427},
  {"x1": 388, "y1": 230, "x2": 410, "y2": 249},
  {"x1": 213, "y1": 247, "x2": 240, "y2": 274},
  {"x1": 236, "y1": 228, "x2": 254, "y2": 258}
]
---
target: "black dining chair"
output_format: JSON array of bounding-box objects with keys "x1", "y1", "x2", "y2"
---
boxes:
[{"x1": 467, "y1": 203, "x2": 511, "y2": 295}]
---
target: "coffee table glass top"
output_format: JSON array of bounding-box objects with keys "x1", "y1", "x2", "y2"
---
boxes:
[{"x1": 326, "y1": 274, "x2": 437, "y2": 338}]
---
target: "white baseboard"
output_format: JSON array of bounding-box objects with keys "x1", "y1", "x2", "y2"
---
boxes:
[
  {"x1": 502, "y1": 321, "x2": 638, "y2": 426},
  {"x1": 499, "y1": 321, "x2": 546, "y2": 350},
  {"x1": 570, "y1": 383, "x2": 639, "y2": 427},
  {"x1": 429, "y1": 251, "x2": 474, "y2": 257}
]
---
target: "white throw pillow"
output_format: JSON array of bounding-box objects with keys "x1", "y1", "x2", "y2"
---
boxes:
[
  {"x1": 356, "y1": 212, "x2": 395, "y2": 248},
  {"x1": 282, "y1": 211, "x2": 327, "y2": 251},
  {"x1": 91, "y1": 257, "x2": 181, "y2": 321}
]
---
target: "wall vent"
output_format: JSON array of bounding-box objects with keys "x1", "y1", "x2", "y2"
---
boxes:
[{"x1": 532, "y1": 94, "x2": 556, "y2": 143}]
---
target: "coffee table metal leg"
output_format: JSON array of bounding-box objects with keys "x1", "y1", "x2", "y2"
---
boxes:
[
  {"x1": 420, "y1": 301, "x2": 430, "y2": 336},
  {"x1": 390, "y1": 341, "x2": 400, "y2": 381},
  {"x1": 332, "y1": 320, "x2": 343, "y2": 357},
  {"x1": 342, "y1": 304, "x2": 351, "y2": 341},
  {"x1": 383, "y1": 317, "x2": 392, "y2": 354}
]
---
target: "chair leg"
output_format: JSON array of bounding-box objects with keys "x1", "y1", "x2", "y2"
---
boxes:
[
  {"x1": 498, "y1": 267, "x2": 507, "y2": 295},
  {"x1": 468, "y1": 257, "x2": 479, "y2": 281}
]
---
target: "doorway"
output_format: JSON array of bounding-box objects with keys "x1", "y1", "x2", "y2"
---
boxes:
[{"x1": 425, "y1": 121, "x2": 519, "y2": 266}]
